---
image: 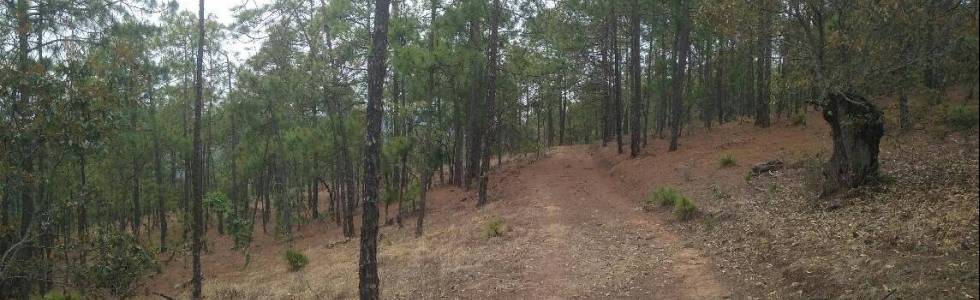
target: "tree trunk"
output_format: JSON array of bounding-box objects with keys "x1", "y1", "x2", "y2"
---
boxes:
[
  {"x1": 899, "y1": 93, "x2": 911, "y2": 131},
  {"x1": 821, "y1": 92, "x2": 885, "y2": 196},
  {"x1": 155, "y1": 120, "x2": 167, "y2": 253},
  {"x1": 465, "y1": 18, "x2": 484, "y2": 189},
  {"x1": 611, "y1": 4, "x2": 624, "y2": 154},
  {"x1": 12, "y1": 0, "x2": 35, "y2": 297},
  {"x1": 360, "y1": 0, "x2": 391, "y2": 298},
  {"x1": 418, "y1": 0, "x2": 438, "y2": 236},
  {"x1": 601, "y1": 22, "x2": 612, "y2": 147},
  {"x1": 558, "y1": 81, "x2": 566, "y2": 145},
  {"x1": 629, "y1": 0, "x2": 642, "y2": 158},
  {"x1": 132, "y1": 156, "x2": 142, "y2": 236},
  {"x1": 191, "y1": 0, "x2": 206, "y2": 298},
  {"x1": 669, "y1": 0, "x2": 691, "y2": 152},
  {"x1": 478, "y1": 0, "x2": 501, "y2": 207},
  {"x1": 755, "y1": 1, "x2": 773, "y2": 128}
]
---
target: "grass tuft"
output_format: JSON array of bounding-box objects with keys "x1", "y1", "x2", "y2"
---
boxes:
[
  {"x1": 284, "y1": 248, "x2": 309, "y2": 272},
  {"x1": 673, "y1": 197, "x2": 698, "y2": 221},
  {"x1": 943, "y1": 104, "x2": 979, "y2": 131},
  {"x1": 646, "y1": 187, "x2": 697, "y2": 221},
  {"x1": 646, "y1": 187, "x2": 684, "y2": 207},
  {"x1": 718, "y1": 154, "x2": 737, "y2": 168},
  {"x1": 484, "y1": 216, "x2": 507, "y2": 238}
]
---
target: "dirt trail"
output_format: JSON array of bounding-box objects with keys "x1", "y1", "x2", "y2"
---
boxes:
[
  {"x1": 142, "y1": 145, "x2": 732, "y2": 299},
  {"x1": 500, "y1": 146, "x2": 728, "y2": 299}
]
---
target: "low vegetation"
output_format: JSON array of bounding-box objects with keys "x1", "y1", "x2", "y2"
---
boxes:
[
  {"x1": 1, "y1": 0, "x2": 975, "y2": 298},
  {"x1": 645, "y1": 187, "x2": 698, "y2": 221},
  {"x1": 646, "y1": 187, "x2": 685, "y2": 207},
  {"x1": 673, "y1": 197, "x2": 698, "y2": 221},
  {"x1": 42, "y1": 291, "x2": 83, "y2": 300},
  {"x1": 283, "y1": 249, "x2": 309, "y2": 272},
  {"x1": 718, "y1": 154, "x2": 737, "y2": 168},
  {"x1": 484, "y1": 216, "x2": 507, "y2": 238},
  {"x1": 77, "y1": 229, "x2": 159, "y2": 297},
  {"x1": 943, "y1": 104, "x2": 979, "y2": 131}
]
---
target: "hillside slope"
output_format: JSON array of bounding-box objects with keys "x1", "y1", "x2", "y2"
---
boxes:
[{"x1": 142, "y1": 112, "x2": 978, "y2": 299}]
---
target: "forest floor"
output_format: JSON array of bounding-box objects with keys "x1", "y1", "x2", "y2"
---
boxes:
[
  {"x1": 140, "y1": 109, "x2": 978, "y2": 299},
  {"x1": 140, "y1": 145, "x2": 730, "y2": 299}
]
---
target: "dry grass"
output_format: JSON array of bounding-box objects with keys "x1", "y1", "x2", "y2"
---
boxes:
[{"x1": 595, "y1": 111, "x2": 979, "y2": 298}]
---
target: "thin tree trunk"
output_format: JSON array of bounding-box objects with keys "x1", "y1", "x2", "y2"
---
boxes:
[
  {"x1": 612, "y1": 4, "x2": 624, "y2": 154},
  {"x1": 755, "y1": 1, "x2": 773, "y2": 127},
  {"x1": 478, "y1": 0, "x2": 501, "y2": 207},
  {"x1": 359, "y1": 0, "x2": 391, "y2": 298},
  {"x1": 154, "y1": 94, "x2": 167, "y2": 253},
  {"x1": 418, "y1": 0, "x2": 439, "y2": 236},
  {"x1": 465, "y1": 18, "x2": 484, "y2": 189},
  {"x1": 132, "y1": 156, "x2": 141, "y2": 236},
  {"x1": 191, "y1": 0, "x2": 207, "y2": 297},
  {"x1": 629, "y1": 0, "x2": 642, "y2": 157},
  {"x1": 668, "y1": 0, "x2": 691, "y2": 152}
]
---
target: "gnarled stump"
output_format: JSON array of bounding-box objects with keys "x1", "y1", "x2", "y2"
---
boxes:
[{"x1": 821, "y1": 92, "x2": 885, "y2": 196}]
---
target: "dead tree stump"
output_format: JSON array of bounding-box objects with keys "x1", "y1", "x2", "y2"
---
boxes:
[{"x1": 821, "y1": 92, "x2": 885, "y2": 196}]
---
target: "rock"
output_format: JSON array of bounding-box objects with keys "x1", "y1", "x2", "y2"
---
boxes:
[{"x1": 751, "y1": 160, "x2": 784, "y2": 175}]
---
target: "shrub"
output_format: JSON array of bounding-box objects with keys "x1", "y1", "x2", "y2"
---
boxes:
[
  {"x1": 718, "y1": 154, "x2": 737, "y2": 168},
  {"x1": 646, "y1": 187, "x2": 684, "y2": 207},
  {"x1": 943, "y1": 104, "x2": 979, "y2": 131},
  {"x1": 674, "y1": 197, "x2": 698, "y2": 221},
  {"x1": 43, "y1": 291, "x2": 83, "y2": 300},
  {"x1": 484, "y1": 216, "x2": 506, "y2": 238},
  {"x1": 75, "y1": 229, "x2": 159, "y2": 297},
  {"x1": 226, "y1": 215, "x2": 254, "y2": 267},
  {"x1": 284, "y1": 248, "x2": 309, "y2": 271}
]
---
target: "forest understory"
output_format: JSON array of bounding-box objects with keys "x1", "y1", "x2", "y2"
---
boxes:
[
  {"x1": 140, "y1": 106, "x2": 979, "y2": 300},
  {"x1": 3, "y1": 0, "x2": 978, "y2": 299}
]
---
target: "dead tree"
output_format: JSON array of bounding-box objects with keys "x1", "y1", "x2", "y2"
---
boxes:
[{"x1": 820, "y1": 92, "x2": 884, "y2": 196}]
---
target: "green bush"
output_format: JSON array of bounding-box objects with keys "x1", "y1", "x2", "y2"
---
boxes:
[
  {"x1": 43, "y1": 291, "x2": 83, "y2": 300},
  {"x1": 718, "y1": 154, "x2": 737, "y2": 168},
  {"x1": 74, "y1": 229, "x2": 159, "y2": 297},
  {"x1": 284, "y1": 248, "x2": 309, "y2": 271},
  {"x1": 943, "y1": 104, "x2": 979, "y2": 131},
  {"x1": 646, "y1": 187, "x2": 684, "y2": 207},
  {"x1": 484, "y1": 216, "x2": 506, "y2": 238},
  {"x1": 674, "y1": 197, "x2": 698, "y2": 221}
]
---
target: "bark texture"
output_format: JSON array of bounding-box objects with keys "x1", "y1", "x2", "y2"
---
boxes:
[
  {"x1": 821, "y1": 92, "x2": 884, "y2": 196},
  {"x1": 359, "y1": 0, "x2": 392, "y2": 298}
]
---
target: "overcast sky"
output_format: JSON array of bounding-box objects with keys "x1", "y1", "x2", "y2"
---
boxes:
[{"x1": 172, "y1": 0, "x2": 271, "y2": 62}]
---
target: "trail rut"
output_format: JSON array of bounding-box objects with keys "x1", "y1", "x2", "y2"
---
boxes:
[{"x1": 497, "y1": 146, "x2": 728, "y2": 299}]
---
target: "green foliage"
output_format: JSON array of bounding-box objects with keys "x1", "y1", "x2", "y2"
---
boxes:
[
  {"x1": 718, "y1": 154, "x2": 737, "y2": 168},
  {"x1": 226, "y1": 214, "x2": 254, "y2": 252},
  {"x1": 283, "y1": 248, "x2": 309, "y2": 272},
  {"x1": 43, "y1": 291, "x2": 84, "y2": 300},
  {"x1": 673, "y1": 197, "x2": 698, "y2": 221},
  {"x1": 646, "y1": 187, "x2": 685, "y2": 208},
  {"x1": 942, "y1": 104, "x2": 979, "y2": 131},
  {"x1": 74, "y1": 229, "x2": 158, "y2": 297},
  {"x1": 484, "y1": 216, "x2": 507, "y2": 238},
  {"x1": 645, "y1": 187, "x2": 696, "y2": 220},
  {"x1": 204, "y1": 191, "x2": 231, "y2": 216}
]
